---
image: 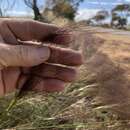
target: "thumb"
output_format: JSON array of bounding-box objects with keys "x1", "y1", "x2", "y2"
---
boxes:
[{"x1": 0, "y1": 44, "x2": 50, "y2": 68}]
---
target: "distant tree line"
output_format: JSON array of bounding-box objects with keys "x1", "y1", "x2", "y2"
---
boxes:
[
  {"x1": 88, "y1": 4, "x2": 130, "y2": 29},
  {"x1": 111, "y1": 4, "x2": 130, "y2": 29},
  {"x1": 0, "y1": 0, "x2": 129, "y2": 29}
]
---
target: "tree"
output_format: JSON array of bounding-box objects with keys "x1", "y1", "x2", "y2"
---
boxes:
[
  {"x1": 0, "y1": 0, "x2": 16, "y2": 17},
  {"x1": 92, "y1": 10, "x2": 109, "y2": 24},
  {"x1": 24, "y1": 0, "x2": 41, "y2": 20},
  {"x1": 111, "y1": 4, "x2": 130, "y2": 29},
  {"x1": 112, "y1": 4, "x2": 130, "y2": 15},
  {"x1": 45, "y1": 0, "x2": 84, "y2": 20},
  {"x1": 52, "y1": 1, "x2": 76, "y2": 20},
  {"x1": 24, "y1": 0, "x2": 47, "y2": 21}
]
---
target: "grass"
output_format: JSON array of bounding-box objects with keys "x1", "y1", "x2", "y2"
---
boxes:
[
  {"x1": 0, "y1": 78, "x2": 119, "y2": 130},
  {"x1": 0, "y1": 77, "x2": 129, "y2": 130}
]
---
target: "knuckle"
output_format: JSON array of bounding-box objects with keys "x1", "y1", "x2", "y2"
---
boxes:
[
  {"x1": 0, "y1": 19, "x2": 9, "y2": 26},
  {"x1": 18, "y1": 45, "x2": 36, "y2": 66},
  {"x1": 18, "y1": 45, "x2": 28, "y2": 64},
  {"x1": 0, "y1": 19, "x2": 9, "y2": 38}
]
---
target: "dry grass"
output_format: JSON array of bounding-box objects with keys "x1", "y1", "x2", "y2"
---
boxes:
[{"x1": 0, "y1": 26, "x2": 130, "y2": 130}]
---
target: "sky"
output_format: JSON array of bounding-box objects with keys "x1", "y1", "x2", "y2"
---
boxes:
[
  {"x1": 76, "y1": 0, "x2": 130, "y2": 22},
  {"x1": 2, "y1": 0, "x2": 130, "y2": 23}
]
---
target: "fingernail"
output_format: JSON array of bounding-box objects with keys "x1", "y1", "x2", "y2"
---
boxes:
[{"x1": 37, "y1": 46, "x2": 50, "y2": 61}]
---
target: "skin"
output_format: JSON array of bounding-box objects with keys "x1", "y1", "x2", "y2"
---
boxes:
[{"x1": 0, "y1": 19, "x2": 83, "y2": 96}]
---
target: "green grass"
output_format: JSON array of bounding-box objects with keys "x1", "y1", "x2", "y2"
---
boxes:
[{"x1": 0, "y1": 67, "x2": 130, "y2": 130}]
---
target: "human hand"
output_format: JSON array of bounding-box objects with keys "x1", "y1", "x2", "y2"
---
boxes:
[{"x1": 0, "y1": 19, "x2": 83, "y2": 96}]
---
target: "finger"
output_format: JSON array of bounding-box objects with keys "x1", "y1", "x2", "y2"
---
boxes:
[
  {"x1": 47, "y1": 46, "x2": 83, "y2": 66},
  {"x1": 0, "y1": 20, "x2": 18, "y2": 44},
  {"x1": 32, "y1": 63, "x2": 77, "y2": 82},
  {"x1": 0, "y1": 44, "x2": 50, "y2": 68},
  {"x1": 17, "y1": 41, "x2": 83, "y2": 66},
  {"x1": 43, "y1": 29, "x2": 73, "y2": 45},
  {"x1": 32, "y1": 78, "x2": 65, "y2": 92},
  {"x1": 4, "y1": 19, "x2": 72, "y2": 45},
  {"x1": 2, "y1": 67, "x2": 20, "y2": 94}
]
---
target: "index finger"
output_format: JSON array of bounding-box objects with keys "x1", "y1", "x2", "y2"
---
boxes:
[{"x1": 4, "y1": 19, "x2": 72, "y2": 45}]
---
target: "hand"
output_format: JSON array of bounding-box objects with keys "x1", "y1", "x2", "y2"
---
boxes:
[{"x1": 0, "y1": 19, "x2": 83, "y2": 96}]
